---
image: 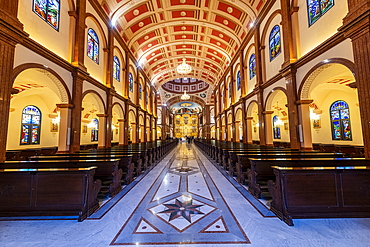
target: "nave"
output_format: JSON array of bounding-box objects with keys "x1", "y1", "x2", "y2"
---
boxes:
[{"x1": 1, "y1": 142, "x2": 370, "y2": 246}]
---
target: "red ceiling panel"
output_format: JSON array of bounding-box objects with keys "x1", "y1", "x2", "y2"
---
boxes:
[
  {"x1": 124, "y1": 4, "x2": 148, "y2": 23},
  {"x1": 130, "y1": 17, "x2": 151, "y2": 33},
  {"x1": 142, "y1": 40, "x2": 159, "y2": 52},
  {"x1": 215, "y1": 15, "x2": 236, "y2": 30},
  {"x1": 172, "y1": 11, "x2": 194, "y2": 18},
  {"x1": 173, "y1": 26, "x2": 193, "y2": 32},
  {"x1": 217, "y1": 2, "x2": 242, "y2": 19},
  {"x1": 137, "y1": 32, "x2": 156, "y2": 45},
  {"x1": 211, "y1": 30, "x2": 230, "y2": 43},
  {"x1": 170, "y1": 0, "x2": 195, "y2": 6}
]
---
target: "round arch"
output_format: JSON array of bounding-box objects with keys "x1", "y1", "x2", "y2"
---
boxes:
[
  {"x1": 85, "y1": 13, "x2": 108, "y2": 49},
  {"x1": 82, "y1": 90, "x2": 106, "y2": 114},
  {"x1": 264, "y1": 87, "x2": 288, "y2": 111},
  {"x1": 12, "y1": 63, "x2": 71, "y2": 104}
]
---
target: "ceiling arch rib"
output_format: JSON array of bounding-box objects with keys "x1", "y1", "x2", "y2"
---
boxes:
[
  {"x1": 138, "y1": 41, "x2": 232, "y2": 64},
  {"x1": 127, "y1": 20, "x2": 242, "y2": 48},
  {"x1": 147, "y1": 55, "x2": 224, "y2": 75},
  {"x1": 103, "y1": 0, "x2": 265, "y2": 90}
]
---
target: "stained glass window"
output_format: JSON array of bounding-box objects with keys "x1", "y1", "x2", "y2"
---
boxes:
[
  {"x1": 330, "y1": 100, "x2": 352, "y2": 140},
  {"x1": 269, "y1": 25, "x2": 281, "y2": 61},
  {"x1": 129, "y1": 73, "x2": 134, "y2": 93},
  {"x1": 249, "y1": 54, "x2": 256, "y2": 79},
  {"x1": 223, "y1": 90, "x2": 225, "y2": 109},
  {"x1": 20, "y1": 106, "x2": 41, "y2": 145},
  {"x1": 229, "y1": 82, "x2": 232, "y2": 98},
  {"x1": 273, "y1": 115, "x2": 281, "y2": 139},
  {"x1": 91, "y1": 118, "x2": 99, "y2": 142},
  {"x1": 307, "y1": 0, "x2": 334, "y2": 26},
  {"x1": 33, "y1": 0, "x2": 60, "y2": 30},
  {"x1": 146, "y1": 91, "x2": 149, "y2": 107},
  {"x1": 139, "y1": 84, "x2": 142, "y2": 100},
  {"x1": 237, "y1": 71, "x2": 241, "y2": 91},
  {"x1": 113, "y1": 56, "x2": 120, "y2": 81},
  {"x1": 87, "y1": 29, "x2": 99, "y2": 64}
]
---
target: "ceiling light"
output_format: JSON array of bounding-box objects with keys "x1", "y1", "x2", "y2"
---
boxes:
[
  {"x1": 177, "y1": 58, "x2": 192, "y2": 74},
  {"x1": 181, "y1": 90, "x2": 190, "y2": 100}
]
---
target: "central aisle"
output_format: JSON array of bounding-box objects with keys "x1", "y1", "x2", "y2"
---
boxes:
[{"x1": 111, "y1": 142, "x2": 250, "y2": 245}]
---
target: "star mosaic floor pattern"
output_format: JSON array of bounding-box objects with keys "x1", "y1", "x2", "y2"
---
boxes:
[{"x1": 1, "y1": 143, "x2": 370, "y2": 246}]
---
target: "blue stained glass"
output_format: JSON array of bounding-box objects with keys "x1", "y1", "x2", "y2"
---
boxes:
[
  {"x1": 269, "y1": 25, "x2": 281, "y2": 61},
  {"x1": 113, "y1": 56, "x2": 120, "y2": 81},
  {"x1": 330, "y1": 100, "x2": 349, "y2": 112},
  {"x1": 21, "y1": 125, "x2": 29, "y2": 144},
  {"x1": 229, "y1": 83, "x2": 231, "y2": 98},
  {"x1": 22, "y1": 115, "x2": 31, "y2": 124},
  {"x1": 333, "y1": 121, "x2": 341, "y2": 139},
  {"x1": 93, "y1": 118, "x2": 99, "y2": 129},
  {"x1": 32, "y1": 126, "x2": 39, "y2": 144},
  {"x1": 273, "y1": 116, "x2": 281, "y2": 139},
  {"x1": 129, "y1": 73, "x2": 134, "y2": 93},
  {"x1": 330, "y1": 100, "x2": 351, "y2": 141},
  {"x1": 33, "y1": 0, "x2": 60, "y2": 30},
  {"x1": 146, "y1": 92, "x2": 148, "y2": 106},
  {"x1": 139, "y1": 84, "x2": 142, "y2": 99},
  {"x1": 237, "y1": 71, "x2": 241, "y2": 91},
  {"x1": 87, "y1": 29, "x2": 99, "y2": 64},
  {"x1": 23, "y1": 106, "x2": 41, "y2": 115},
  {"x1": 223, "y1": 90, "x2": 225, "y2": 109},
  {"x1": 249, "y1": 54, "x2": 256, "y2": 79},
  {"x1": 342, "y1": 120, "x2": 351, "y2": 140},
  {"x1": 307, "y1": 0, "x2": 334, "y2": 26}
]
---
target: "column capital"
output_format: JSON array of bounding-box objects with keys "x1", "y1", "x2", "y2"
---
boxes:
[
  {"x1": 56, "y1": 104, "x2": 74, "y2": 109},
  {"x1": 97, "y1": 113, "x2": 109, "y2": 117},
  {"x1": 295, "y1": 100, "x2": 313, "y2": 105},
  {"x1": 263, "y1": 110, "x2": 274, "y2": 115}
]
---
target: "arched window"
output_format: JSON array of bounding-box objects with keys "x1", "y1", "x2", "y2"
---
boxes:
[
  {"x1": 330, "y1": 100, "x2": 352, "y2": 140},
  {"x1": 269, "y1": 25, "x2": 281, "y2": 61},
  {"x1": 229, "y1": 82, "x2": 231, "y2": 98},
  {"x1": 249, "y1": 54, "x2": 256, "y2": 79},
  {"x1": 307, "y1": 0, "x2": 334, "y2": 26},
  {"x1": 87, "y1": 29, "x2": 99, "y2": 64},
  {"x1": 273, "y1": 115, "x2": 281, "y2": 139},
  {"x1": 237, "y1": 71, "x2": 241, "y2": 91},
  {"x1": 223, "y1": 90, "x2": 225, "y2": 109},
  {"x1": 146, "y1": 91, "x2": 149, "y2": 108},
  {"x1": 113, "y1": 56, "x2": 120, "y2": 81},
  {"x1": 129, "y1": 73, "x2": 134, "y2": 93},
  {"x1": 139, "y1": 84, "x2": 142, "y2": 99},
  {"x1": 33, "y1": 0, "x2": 60, "y2": 30},
  {"x1": 20, "y1": 106, "x2": 41, "y2": 145},
  {"x1": 91, "y1": 118, "x2": 99, "y2": 142}
]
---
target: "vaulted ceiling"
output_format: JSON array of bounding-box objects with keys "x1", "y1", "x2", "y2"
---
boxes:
[{"x1": 100, "y1": 0, "x2": 265, "y2": 95}]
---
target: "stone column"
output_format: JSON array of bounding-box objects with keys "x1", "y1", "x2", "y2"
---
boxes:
[
  {"x1": 105, "y1": 88, "x2": 114, "y2": 148},
  {"x1": 231, "y1": 106, "x2": 236, "y2": 142},
  {"x1": 135, "y1": 67, "x2": 140, "y2": 106},
  {"x1": 154, "y1": 116, "x2": 158, "y2": 141},
  {"x1": 240, "y1": 51, "x2": 246, "y2": 97},
  {"x1": 97, "y1": 114, "x2": 107, "y2": 148},
  {"x1": 118, "y1": 119, "x2": 124, "y2": 146},
  {"x1": 124, "y1": 53, "x2": 129, "y2": 98},
  {"x1": 204, "y1": 105, "x2": 211, "y2": 139},
  {"x1": 106, "y1": 27, "x2": 114, "y2": 89},
  {"x1": 143, "y1": 111, "x2": 147, "y2": 142},
  {"x1": 224, "y1": 112, "x2": 228, "y2": 141},
  {"x1": 257, "y1": 88, "x2": 266, "y2": 145},
  {"x1": 161, "y1": 106, "x2": 166, "y2": 140},
  {"x1": 246, "y1": 117, "x2": 253, "y2": 144},
  {"x1": 56, "y1": 104, "x2": 73, "y2": 153},
  {"x1": 136, "y1": 108, "x2": 141, "y2": 143},
  {"x1": 70, "y1": 70, "x2": 87, "y2": 153},
  {"x1": 241, "y1": 100, "x2": 248, "y2": 143},
  {"x1": 264, "y1": 111, "x2": 274, "y2": 146},
  {"x1": 149, "y1": 115, "x2": 153, "y2": 142},
  {"x1": 124, "y1": 101, "x2": 129, "y2": 145},
  {"x1": 297, "y1": 100, "x2": 313, "y2": 150}
]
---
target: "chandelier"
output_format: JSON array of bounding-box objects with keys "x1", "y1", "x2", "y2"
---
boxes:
[
  {"x1": 181, "y1": 90, "x2": 190, "y2": 100},
  {"x1": 177, "y1": 58, "x2": 192, "y2": 74}
]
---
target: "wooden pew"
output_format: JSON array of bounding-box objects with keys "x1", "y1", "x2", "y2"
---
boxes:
[
  {"x1": 0, "y1": 159, "x2": 122, "y2": 196},
  {"x1": 235, "y1": 153, "x2": 343, "y2": 190},
  {"x1": 268, "y1": 161, "x2": 370, "y2": 226},
  {"x1": 0, "y1": 166, "x2": 100, "y2": 221},
  {"x1": 248, "y1": 157, "x2": 351, "y2": 199},
  {"x1": 29, "y1": 155, "x2": 134, "y2": 186}
]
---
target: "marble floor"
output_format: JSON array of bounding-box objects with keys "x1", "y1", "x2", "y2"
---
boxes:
[{"x1": 1, "y1": 143, "x2": 370, "y2": 246}]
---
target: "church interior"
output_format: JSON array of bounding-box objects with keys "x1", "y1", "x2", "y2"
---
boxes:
[{"x1": 1, "y1": 0, "x2": 370, "y2": 245}]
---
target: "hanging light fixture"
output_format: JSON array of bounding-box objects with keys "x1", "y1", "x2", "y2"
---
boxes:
[
  {"x1": 181, "y1": 90, "x2": 190, "y2": 100},
  {"x1": 177, "y1": 58, "x2": 192, "y2": 74},
  {"x1": 177, "y1": 23, "x2": 192, "y2": 75}
]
